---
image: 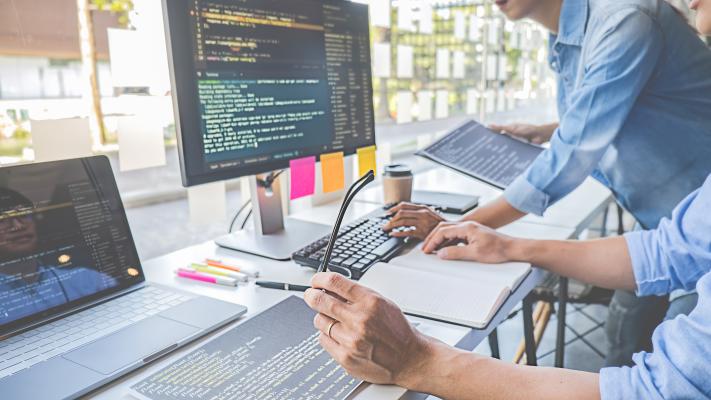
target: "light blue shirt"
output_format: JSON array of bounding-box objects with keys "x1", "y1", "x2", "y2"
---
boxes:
[
  {"x1": 504, "y1": 0, "x2": 711, "y2": 229},
  {"x1": 599, "y1": 175, "x2": 711, "y2": 399}
]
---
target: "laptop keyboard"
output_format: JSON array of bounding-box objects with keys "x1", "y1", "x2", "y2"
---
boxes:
[{"x1": 0, "y1": 286, "x2": 193, "y2": 379}]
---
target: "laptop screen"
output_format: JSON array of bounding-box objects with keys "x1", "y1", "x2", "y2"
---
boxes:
[{"x1": 0, "y1": 157, "x2": 144, "y2": 335}]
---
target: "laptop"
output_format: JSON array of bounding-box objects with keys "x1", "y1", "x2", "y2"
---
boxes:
[{"x1": 0, "y1": 156, "x2": 247, "y2": 399}]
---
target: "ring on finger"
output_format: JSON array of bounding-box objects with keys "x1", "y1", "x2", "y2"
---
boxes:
[{"x1": 327, "y1": 320, "x2": 340, "y2": 339}]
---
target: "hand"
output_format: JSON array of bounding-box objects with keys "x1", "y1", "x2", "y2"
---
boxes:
[
  {"x1": 382, "y1": 202, "x2": 445, "y2": 240},
  {"x1": 489, "y1": 123, "x2": 555, "y2": 145},
  {"x1": 304, "y1": 273, "x2": 435, "y2": 387},
  {"x1": 421, "y1": 221, "x2": 515, "y2": 263}
]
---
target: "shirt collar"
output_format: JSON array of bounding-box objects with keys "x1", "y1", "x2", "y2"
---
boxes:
[{"x1": 552, "y1": 0, "x2": 589, "y2": 47}]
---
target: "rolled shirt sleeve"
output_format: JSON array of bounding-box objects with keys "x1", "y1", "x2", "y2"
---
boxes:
[
  {"x1": 599, "y1": 272, "x2": 711, "y2": 399},
  {"x1": 504, "y1": 11, "x2": 663, "y2": 215},
  {"x1": 624, "y1": 175, "x2": 711, "y2": 297}
]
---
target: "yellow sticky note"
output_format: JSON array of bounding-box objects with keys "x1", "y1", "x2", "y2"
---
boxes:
[
  {"x1": 320, "y1": 152, "x2": 345, "y2": 193},
  {"x1": 357, "y1": 145, "x2": 377, "y2": 178}
]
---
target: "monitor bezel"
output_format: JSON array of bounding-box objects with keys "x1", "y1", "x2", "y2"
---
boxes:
[
  {"x1": 162, "y1": 0, "x2": 376, "y2": 187},
  {"x1": 0, "y1": 156, "x2": 146, "y2": 338}
]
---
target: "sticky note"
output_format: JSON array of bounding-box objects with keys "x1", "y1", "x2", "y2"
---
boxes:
[
  {"x1": 436, "y1": 49, "x2": 450, "y2": 79},
  {"x1": 369, "y1": 0, "x2": 391, "y2": 28},
  {"x1": 498, "y1": 56, "x2": 508, "y2": 81},
  {"x1": 31, "y1": 118, "x2": 93, "y2": 162},
  {"x1": 357, "y1": 146, "x2": 376, "y2": 178},
  {"x1": 467, "y1": 89, "x2": 480, "y2": 115},
  {"x1": 418, "y1": 91, "x2": 433, "y2": 121},
  {"x1": 454, "y1": 12, "x2": 466, "y2": 39},
  {"x1": 469, "y1": 15, "x2": 482, "y2": 41},
  {"x1": 396, "y1": 91, "x2": 414, "y2": 124},
  {"x1": 320, "y1": 152, "x2": 345, "y2": 193},
  {"x1": 436, "y1": 90, "x2": 449, "y2": 119},
  {"x1": 397, "y1": 45, "x2": 414, "y2": 79},
  {"x1": 188, "y1": 181, "x2": 226, "y2": 226},
  {"x1": 453, "y1": 51, "x2": 466, "y2": 79},
  {"x1": 373, "y1": 43, "x2": 391, "y2": 78},
  {"x1": 398, "y1": 1, "x2": 416, "y2": 32},
  {"x1": 419, "y1": 5, "x2": 433, "y2": 34},
  {"x1": 487, "y1": 55, "x2": 498, "y2": 81},
  {"x1": 289, "y1": 156, "x2": 316, "y2": 200},
  {"x1": 117, "y1": 116, "x2": 167, "y2": 172}
]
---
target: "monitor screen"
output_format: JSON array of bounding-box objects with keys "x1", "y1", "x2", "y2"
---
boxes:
[
  {"x1": 164, "y1": 0, "x2": 376, "y2": 186},
  {"x1": 0, "y1": 157, "x2": 144, "y2": 334}
]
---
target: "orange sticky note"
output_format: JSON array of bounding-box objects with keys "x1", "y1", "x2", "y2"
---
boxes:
[
  {"x1": 320, "y1": 151, "x2": 345, "y2": 193},
  {"x1": 357, "y1": 145, "x2": 377, "y2": 178}
]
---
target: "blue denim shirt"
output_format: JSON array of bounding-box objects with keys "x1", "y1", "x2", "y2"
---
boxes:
[
  {"x1": 504, "y1": 0, "x2": 711, "y2": 229},
  {"x1": 599, "y1": 175, "x2": 711, "y2": 399}
]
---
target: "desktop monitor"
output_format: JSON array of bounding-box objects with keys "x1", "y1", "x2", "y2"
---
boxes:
[
  {"x1": 162, "y1": 0, "x2": 376, "y2": 259},
  {"x1": 163, "y1": 0, "x2": 376, "y2": 187}
]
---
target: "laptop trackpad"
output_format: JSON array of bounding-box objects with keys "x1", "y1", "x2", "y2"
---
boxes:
[{"x1": 63, "y1": 316, "x2": 198, "y2": 375}]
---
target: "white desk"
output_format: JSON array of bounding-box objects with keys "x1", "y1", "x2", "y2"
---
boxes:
[{"x1": 89, "y1": 170, "x2": 611, "y2": 400}]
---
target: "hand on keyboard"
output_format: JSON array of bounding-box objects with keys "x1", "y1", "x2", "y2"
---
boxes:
[{"x1": 382, "y1": 202, "x2": 445, "y2": 240}]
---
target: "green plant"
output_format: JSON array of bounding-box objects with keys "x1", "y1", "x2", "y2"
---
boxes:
[{"x1": 91, "y1": 0, "x2": 134, "y2": 27}]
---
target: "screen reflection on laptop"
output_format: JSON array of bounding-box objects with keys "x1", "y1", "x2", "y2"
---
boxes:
[{"x1": 0, "y1": 187, "x2": 117, "y2": 325}]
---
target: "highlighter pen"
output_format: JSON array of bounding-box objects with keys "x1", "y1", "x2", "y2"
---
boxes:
[
  {"x1": 204, "y1": 259, "x2": 260, "y2": 278},
  {"x1": 176, "y1": 268, "x2": 238, "y2": 287},
  {"x1": 190, "y1": 263, "x2": 248, "y2": 282}
]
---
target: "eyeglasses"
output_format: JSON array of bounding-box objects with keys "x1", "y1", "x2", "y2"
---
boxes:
[{"x1": 0, "y1": 210, "x2": 34, "y2": 230}]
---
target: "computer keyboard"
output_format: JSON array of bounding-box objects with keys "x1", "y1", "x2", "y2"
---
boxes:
[
  {"x1": 0, "y1": 286, "x2": 192, "y2": 378},
  {"x1": 292, "y1": 209, "x2": 407, "y2": 280}
]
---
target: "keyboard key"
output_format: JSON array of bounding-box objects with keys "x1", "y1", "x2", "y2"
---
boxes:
[
  {"x1": 372, "y1": 238, "x2": 401, "y2": 257},
  {"x1": 342, "y1": 257, "x2": 359, "y2": 267}
]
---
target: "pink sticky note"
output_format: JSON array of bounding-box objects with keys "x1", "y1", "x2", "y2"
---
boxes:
[{"x1": 290, "y1": 156, "x2": 316, "y2": 200}]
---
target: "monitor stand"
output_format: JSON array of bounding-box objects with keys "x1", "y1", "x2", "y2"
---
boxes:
[{"x1": 214, "y1": 172, "x2": 330, "y2": 261}]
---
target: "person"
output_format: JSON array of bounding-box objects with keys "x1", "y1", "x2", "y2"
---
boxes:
[
  {"x1": 305, "y1": 169, "x2": 711, "y2": 398},
  {"x1": 383, "y1": 0, "x2": 711, "y2": 367},
  {"x1": 0, "y1": 188, "x2": 115, "y2": 324}
]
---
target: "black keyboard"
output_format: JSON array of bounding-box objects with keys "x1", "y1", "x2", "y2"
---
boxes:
[{"x1": 292, "y1": 210, "x2": 406, "y2": 280}]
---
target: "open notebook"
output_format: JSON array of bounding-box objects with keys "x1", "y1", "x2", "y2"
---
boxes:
[{"x1": 359, "y1": 245, "x2": 531, "y2": 329}]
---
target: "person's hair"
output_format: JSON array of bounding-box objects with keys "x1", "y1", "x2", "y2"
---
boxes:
[{"x1": 0, "y1": 188, "x2": 33, "y2": 214}]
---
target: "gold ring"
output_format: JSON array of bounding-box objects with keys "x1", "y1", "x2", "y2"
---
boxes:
[{"x1": 327, "y1": 320, "x2": 339, "y2": 339}]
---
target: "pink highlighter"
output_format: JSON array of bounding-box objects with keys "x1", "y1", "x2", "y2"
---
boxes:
[{"x1": 176, "y1": 268, "x2": 238, "y2": 287}]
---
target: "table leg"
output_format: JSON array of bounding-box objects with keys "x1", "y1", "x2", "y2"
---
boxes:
[
  {"x1": 522, "y1": 294, "x2": 537, "y2": 366},
  {"x1": 488, "y1": 328, "x2": 500, "y2": 359},
  {"x1": 555, "y1": 276, "x2": 569, "y2": 368}
]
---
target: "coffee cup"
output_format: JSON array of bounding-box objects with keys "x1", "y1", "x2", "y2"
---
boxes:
[{"x1": 383, "y1": 164, "x2": 413, "y2": 204}]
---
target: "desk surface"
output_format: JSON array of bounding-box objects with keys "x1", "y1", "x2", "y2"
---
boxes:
[
  {"x1": 357, "y1": 167, "x2": 614, "y2": 236},
  {"x1": 88, "y1": 170, "x2": 611, "y2": 400}
]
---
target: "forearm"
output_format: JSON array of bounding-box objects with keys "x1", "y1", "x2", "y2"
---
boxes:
[
  {"x1": 405, "y1": 340, "x2": 600, "y2": 400},
  {"x1": 462, "y1": 196, "x2": 527, "y2": 229},
  {"x1": 509, "y1": 236, "x2": 637, "y2": 291}
]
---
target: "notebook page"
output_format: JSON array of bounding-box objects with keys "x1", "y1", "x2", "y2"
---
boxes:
[
  {"x1": 390, "y1": 244, "x2": 530, "y2": 290},
  {"x1": 359, "y1": 263, "x2": 508, "y2": 328}
]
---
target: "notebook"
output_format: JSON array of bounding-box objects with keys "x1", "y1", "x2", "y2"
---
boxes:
[{"x1": 359, "y1": 245, "x2": 531, "y2": 329}]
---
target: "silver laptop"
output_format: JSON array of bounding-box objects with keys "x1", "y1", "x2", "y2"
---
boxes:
[{"x1": 0, "y1": 156, "x2": 247, "y2": 399}]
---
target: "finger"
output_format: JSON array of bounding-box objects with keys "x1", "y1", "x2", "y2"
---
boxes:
[
  {"x1": 318, "y1": 333, "x2": 353, "y2": 369},
  {"x1": 421, "y1": 222, "x2": 457, "y2": 251},
  {"x1": 313, "y1": 313, "x2": 346, "y2": 345},
  {"x1": 437, "y1": 245, "x2": 475, "y2": 261},
  {"x1": 310, "y1": 272, "x2": 364, "y2": 303},
  {"x1": 305, "y1": 290, "x2": 353, "y2": 322},
  {"x1": 382, "y1": 216, "x2": 421, "y2": 231},
  {"x1": 422, "y1": 224, "x2": 470, "y2": 253},
  {"x1": 388, "y1": 202, "x2": 428, "y2": 214}
]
